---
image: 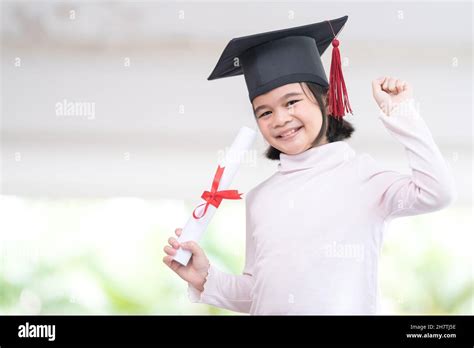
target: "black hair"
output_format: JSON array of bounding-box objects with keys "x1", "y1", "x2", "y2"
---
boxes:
[{"x1": 261, "y1": 82, "x2": 355, "y2": 160}]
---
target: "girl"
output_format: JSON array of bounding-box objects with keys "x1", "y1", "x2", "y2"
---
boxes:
[{"x1": 163, "y1": 17, "x2": 456, "y2": 314}]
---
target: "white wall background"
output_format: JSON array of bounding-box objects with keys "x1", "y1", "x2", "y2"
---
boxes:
[{"x1": 1, "y1": 1, "x2": 472, "y2": 205}]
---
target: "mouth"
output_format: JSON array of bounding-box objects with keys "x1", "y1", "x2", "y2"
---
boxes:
[{"x1": 276, "y1": 126, "x2": 304, "y2": 140}]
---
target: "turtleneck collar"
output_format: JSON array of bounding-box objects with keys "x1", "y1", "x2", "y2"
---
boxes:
[{"x1": 278, "y1": 141, "x2": 355, "y2": 174}]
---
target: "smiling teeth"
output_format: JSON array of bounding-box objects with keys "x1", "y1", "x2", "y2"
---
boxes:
[{"x1": 281, "y1": 128, "x2": 298, "y2": 138}]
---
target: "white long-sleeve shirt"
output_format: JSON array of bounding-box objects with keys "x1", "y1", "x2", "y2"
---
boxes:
[{"x1": 187, "y1": 99, "x2": 456, "y2": 315}]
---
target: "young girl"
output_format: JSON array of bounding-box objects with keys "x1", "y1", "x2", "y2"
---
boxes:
[{"x1": 163, "y1": 16, "x2": 456, "y2": 314}]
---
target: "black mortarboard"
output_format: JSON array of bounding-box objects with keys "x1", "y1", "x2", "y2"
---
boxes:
[{"x1": 208, "y1": 15, "x2": 353, "y2": 118}]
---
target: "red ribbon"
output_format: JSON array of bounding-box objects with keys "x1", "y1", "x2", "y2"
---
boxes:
[{"x1": 192, "y1": 165, "x2": 243, "y2": 220}]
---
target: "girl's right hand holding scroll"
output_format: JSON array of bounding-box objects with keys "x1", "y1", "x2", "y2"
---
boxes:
[{"x1": 163, "y1": 228, "x2": 210, "y2": 291}]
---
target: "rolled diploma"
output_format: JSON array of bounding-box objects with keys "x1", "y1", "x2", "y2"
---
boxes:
[{"x1": 172, "y1": 126, "x2": 257, "y2": 266}]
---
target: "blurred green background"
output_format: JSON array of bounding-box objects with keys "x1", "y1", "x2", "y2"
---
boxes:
[{"x1": 0, "y1": 195, "x2": 471, "y2": 315}]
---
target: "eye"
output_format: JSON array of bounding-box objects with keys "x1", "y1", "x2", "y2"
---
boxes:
[
  {"x1": 286, "y1": 99, "x2": 301, "y2": 107},
  {"x1": 258, "y1": 110, "x2": 272, "y2": 119}
]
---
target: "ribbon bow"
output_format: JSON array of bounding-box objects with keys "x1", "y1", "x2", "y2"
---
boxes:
[{"x1": 192, "y1": 165, "x2": 243, "y2": 220}]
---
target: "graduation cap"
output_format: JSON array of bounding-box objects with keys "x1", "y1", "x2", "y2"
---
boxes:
[{"x1": 208, "y1": 15, "x2": 352, "y2": 118}]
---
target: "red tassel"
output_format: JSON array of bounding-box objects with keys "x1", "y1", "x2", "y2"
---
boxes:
[{"x1": 328, "y1": 38, "x2": 352, "y2": 119}]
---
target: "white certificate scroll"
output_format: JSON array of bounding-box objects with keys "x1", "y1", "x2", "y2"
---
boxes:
[{"x1": 172, "y1": 126, "x2": 257, "y2": 266}]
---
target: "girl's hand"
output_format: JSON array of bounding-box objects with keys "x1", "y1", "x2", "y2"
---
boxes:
[
  {"x1": 372, "y1": 76, "x2": 414, "y2": 116},
  {"x1": 163, "y1": 228, "x2": 210, "y2": 291}
]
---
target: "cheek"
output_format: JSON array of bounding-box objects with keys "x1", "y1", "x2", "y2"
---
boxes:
[
  {"x1": 257, "y1": 119, "x2": 273, "y2": 139},
  {"x1": 299, "y1": 106, "x2": 323, "y2": 134}
]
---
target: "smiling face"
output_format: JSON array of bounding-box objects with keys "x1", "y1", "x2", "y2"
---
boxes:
[{"x1": 252, "y1": 82, "x2": 329, "y2": 155}]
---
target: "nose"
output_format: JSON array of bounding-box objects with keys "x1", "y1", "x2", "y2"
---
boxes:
[{"x1": 272, "y1": 108, "x2": 293, "y2": 128}]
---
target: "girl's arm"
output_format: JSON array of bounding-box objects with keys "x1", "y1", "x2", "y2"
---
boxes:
[
  {"x1": 187, "y1": 198, "x2": 255, "y2": 313},
  {"x1": 187, "y1": 265, "x2": 254, "y2": 313},
  {"x1": 361, "y1": 77, "x2": 456, "y2": 221}
]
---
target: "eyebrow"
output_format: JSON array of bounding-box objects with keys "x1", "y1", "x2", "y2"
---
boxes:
[{"x1": 253, "y1": 92, "x2": 303, "y2": 116}]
